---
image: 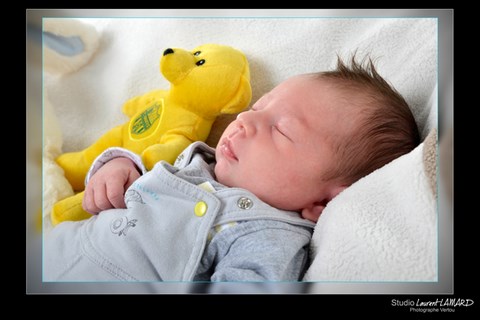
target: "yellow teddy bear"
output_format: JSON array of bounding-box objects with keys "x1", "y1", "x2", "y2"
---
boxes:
[{"x1": 52, "y1": 43, "x2": 252, "y2": 225}]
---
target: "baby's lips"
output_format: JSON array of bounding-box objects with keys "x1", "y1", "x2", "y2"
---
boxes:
[{"x1": 220, "y1": 139, "x2": 238, "y2": 161}]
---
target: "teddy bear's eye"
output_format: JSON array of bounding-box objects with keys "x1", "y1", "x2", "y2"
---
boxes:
[
  {"x1": 196, "y1": 59, "x2": 206, "y2": 66},
  {"x1": 194, "y1": 51, "x2": 201, "y2": 56}
]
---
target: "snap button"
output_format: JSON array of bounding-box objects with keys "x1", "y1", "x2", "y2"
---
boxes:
[
  {"x1": 237, "y1": 197, "x2": 253, "y2": 210},
  {"x1": 194, "y1": 201, "x2": 208, "y2": 217}
]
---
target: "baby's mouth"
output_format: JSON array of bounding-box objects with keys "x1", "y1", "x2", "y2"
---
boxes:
[{"x1": 220, "y1": 139, "x2": 238, "y2": 161}]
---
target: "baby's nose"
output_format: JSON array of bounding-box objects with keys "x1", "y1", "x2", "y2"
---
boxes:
[
  {"x1": 236, "y1": 111, "x2": 258, "y2": 136},
  {"x1": 236, "y1": 111, "x2": 254, "y2": 125}
]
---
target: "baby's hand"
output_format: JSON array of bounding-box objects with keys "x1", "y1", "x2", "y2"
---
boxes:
[{"x1": 83, "y1": 157, "x2": 141, "y2": 214}]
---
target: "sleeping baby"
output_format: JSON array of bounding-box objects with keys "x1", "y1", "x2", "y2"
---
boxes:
[{"x1": 44, "y1": 55, "x2": 419, "y2": 281}]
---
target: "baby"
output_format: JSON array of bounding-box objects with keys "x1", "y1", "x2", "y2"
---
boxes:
[{"x1": 44, "y1": 56, "x2": 419, "y2": 282}]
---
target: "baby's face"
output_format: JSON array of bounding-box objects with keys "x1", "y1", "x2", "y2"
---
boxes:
[{"x1": 215, "y1": 75, "x2": 355, "y2": 220}]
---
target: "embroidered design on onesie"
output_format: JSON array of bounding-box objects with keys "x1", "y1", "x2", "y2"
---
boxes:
[
  {"x1": 110, "y1": 216, "x2": 138, "y2": 236},
  {"x1": 125, "y1": 189, "x2": 146, "y2": 206}
]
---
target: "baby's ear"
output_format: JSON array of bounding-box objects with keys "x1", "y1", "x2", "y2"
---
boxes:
[
  {"x1": 301, "y1": 185, "x2": 348, "y2": 222},
  {"x1": 301, "y1": 203, "x2": 326, "y2": 223}
]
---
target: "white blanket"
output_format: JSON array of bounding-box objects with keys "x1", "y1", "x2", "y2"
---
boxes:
[
  {"x1": 44, "y1": 16, "x2": 438, "y2": 281},
  {"x1": 304, "y1": 129, "x2": 437, "y2": 281}
]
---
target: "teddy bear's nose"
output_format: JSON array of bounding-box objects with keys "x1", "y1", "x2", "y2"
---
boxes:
[{"x1": 163, "y1": 48, "x2": 174, "y2": 56}]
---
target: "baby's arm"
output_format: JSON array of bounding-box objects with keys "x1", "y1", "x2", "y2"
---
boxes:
[{"x1": 83, "y1": 157, "x2": 141, "y2": 214}]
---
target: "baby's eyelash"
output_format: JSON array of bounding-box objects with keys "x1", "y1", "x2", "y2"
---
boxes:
[
  {"x1": 273, "y1": 125, "x2": 293, "y2": 142},
  {"x1": 273, "y1": 125, "x2": 285, "y2": 136}
]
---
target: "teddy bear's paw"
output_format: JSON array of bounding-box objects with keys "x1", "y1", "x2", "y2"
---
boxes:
[
  {"x1": 55, "y1": 151, "x2": 90, "y2": 191},
  {"x1": 142, "y1": 141, "x2": 190, "y2": 170},
  {"x1": 51, "y1": 192, "x2": 92, "y2": 226}
]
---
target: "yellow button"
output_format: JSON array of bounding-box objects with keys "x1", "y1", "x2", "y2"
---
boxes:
[{"x1": 194, "y1": 201, "x2": 208, "y2": 217}]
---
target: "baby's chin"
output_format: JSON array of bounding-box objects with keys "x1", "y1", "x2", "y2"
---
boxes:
[{"x1": 213, "y1": 162, "x2": 232, "y2": 187}]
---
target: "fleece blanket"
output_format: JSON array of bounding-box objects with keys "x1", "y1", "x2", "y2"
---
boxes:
[
  {"x1": 304, "y1": 129, "x2": 437, "y2": 281},
  {"x1": 43, "y1": 16, "x2": 438, "y2": 281}
]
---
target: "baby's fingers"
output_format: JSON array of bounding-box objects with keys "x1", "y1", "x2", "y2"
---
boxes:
[
  {"x1": 105, "y1": 178, "x2": 128, "y2": 209},
  {"x1": 83, "y1": 183, "x2": 100, "y2": 214},
  {"x1": 83, "y1": 179, "x2": 123, "y2": 214}
]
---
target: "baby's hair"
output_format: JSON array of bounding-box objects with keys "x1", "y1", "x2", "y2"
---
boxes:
[{"x1": 316, "y1": 54, "x2": 420, "y2": 184}]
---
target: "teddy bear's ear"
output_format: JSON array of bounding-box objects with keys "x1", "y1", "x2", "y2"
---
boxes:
[
  {"x1": 220, "y1": 74, "x2": 252, "y2": 114},
  {"x1": 43, "y1": 19, "x2": 99, "y2": 75}
]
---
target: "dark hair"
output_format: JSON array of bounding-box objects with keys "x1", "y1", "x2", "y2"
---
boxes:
[{"x1": 316, "y1": 54, "x2": 420, "y2": 184}]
